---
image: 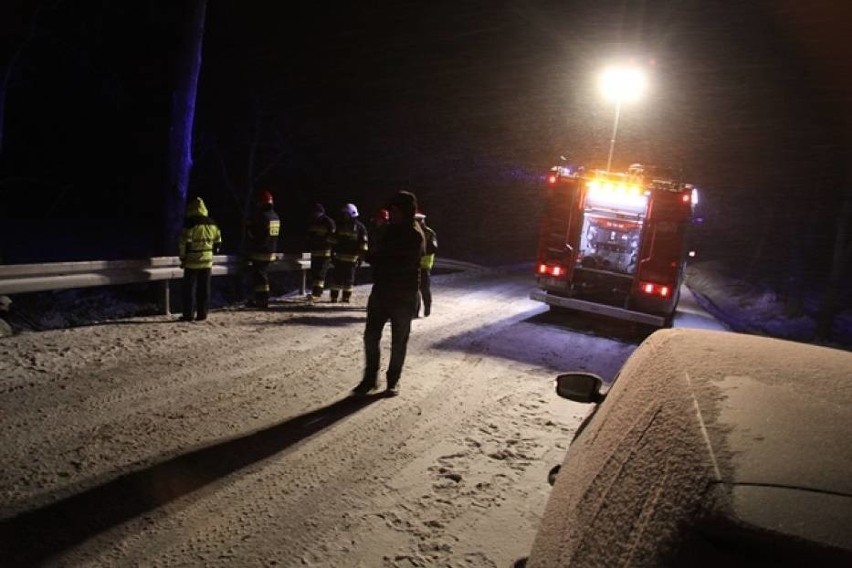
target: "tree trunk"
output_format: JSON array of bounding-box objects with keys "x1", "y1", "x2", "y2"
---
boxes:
[
  {"x1": 163, "y1": 0, "x2": 208, "y2": 254},
  {"x1": 815, "y1": 191, "x2": 852, "y2": 340}
]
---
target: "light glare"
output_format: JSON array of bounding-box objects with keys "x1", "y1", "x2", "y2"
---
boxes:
[{"x1": 600, "y1": 66, "x2": 647, "y2": 103}]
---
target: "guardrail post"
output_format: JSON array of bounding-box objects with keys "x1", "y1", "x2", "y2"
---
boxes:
[
  {"x1": 160, "y1": 281, "x2": 171, "y2": 315},
  {"x1": 300, "y1": 268, "x2": 306, "y2": 295}
]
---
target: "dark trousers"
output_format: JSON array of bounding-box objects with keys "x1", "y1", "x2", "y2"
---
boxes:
[
  {"x1": 250, "y1": 260, "x2": 271, "y2": 306},
  {"x1": 363, "y1": 291, "x2": 418, "y2": 387},
  {"x1": 330, "y1": 261, "x2": 357, "y2": 300},
  {"x1": 182, "y1": 267, "x2": 212, "y2": 320},
  {"x1": 310, "y1": 256, "x2": 331, "y2": 296},
  {"x1": 417, "y1": 268, "x2": 432, "y2": 316}
]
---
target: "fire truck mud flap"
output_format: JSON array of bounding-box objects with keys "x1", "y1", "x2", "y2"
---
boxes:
[{"x1": 530, "y1": 289, "x2": 667, "y2": 327}]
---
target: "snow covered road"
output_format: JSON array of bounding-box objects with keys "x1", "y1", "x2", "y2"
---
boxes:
[{"x1": 1, "y1": 267, "x2": 694, "y2": 566}]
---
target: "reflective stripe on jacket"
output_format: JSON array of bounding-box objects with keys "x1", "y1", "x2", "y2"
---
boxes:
[
  {"x1": 420, "y1": 225, "x2": 437, "y2": 270},
  {"x1": 179, "y1": 217, "x2": 222, "y2": 269},
  {"x1": 308, "y1": 215, "x2": 336, "y2": 259},
  {"x1": 331, "y1": 220, "x2": 368, "y2": 264},
  {"x1": 247, "y1": 206, "x2": 280, "y2": 262}
]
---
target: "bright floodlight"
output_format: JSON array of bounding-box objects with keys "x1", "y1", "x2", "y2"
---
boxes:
[{"x1": 600, "y1": 66, "x2": 647, "y2": 103}]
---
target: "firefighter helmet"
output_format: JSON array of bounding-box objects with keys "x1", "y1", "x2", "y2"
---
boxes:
[
  {"x1": 374, "y1": 208, "x2": 389, "y2": 223},
  {"x1": 258, "y1": 190, "x2": 274, "y2": 204},
  {"x1": 414, "y1": 210, "x2": 426, "y2": 220},
  {"x1": 342, "y1": 203, "x2": 359, "y2": 218}
]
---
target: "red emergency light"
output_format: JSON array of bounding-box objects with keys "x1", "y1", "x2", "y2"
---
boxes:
[
  {"x1": 547, "y1": 174, "x2": 557, "y2": 184},
  {"x1": 639, "y1": 281, "x2": 670, "y2": 298}
]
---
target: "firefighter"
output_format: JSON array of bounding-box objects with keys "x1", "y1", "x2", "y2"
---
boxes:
[
  {"x1": 329, "y1": 203, "x2": 368, "y2": 303},
  {"x1": 245, "y1": 190, "x2": 281, "y2": 308},
  {"x1": 178, "y1": 197, "x2": 223, "y2": 322},
  {"x1": 368, "y1": 208, "x2": 390, "y2": 245},
  {"x1": 414, "y1": 211, "x2": 438, "y2": 317},
  {"x1": 306, "y1": 203, "x2": 336, "y2": 301}
]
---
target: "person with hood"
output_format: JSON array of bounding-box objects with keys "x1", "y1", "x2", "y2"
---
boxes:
[
  {"x1": 306, "y1": 203, "x2": 336, "y2": 301},
  {"x1": 178, "y1": 196, "x2": 222, "y2": 321},
  {"x1": 245, "y1": 190, "x2": 281, "y2": 308},
  {"x1": 353, "y1": 190, "x2": 425, "y2": 396},
  {"x1": 328, "y1": 203, "x2": 368, "y2": 303}
]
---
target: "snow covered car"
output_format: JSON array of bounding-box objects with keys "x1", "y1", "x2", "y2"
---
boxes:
[{"x1": 525, "y1": 328, "x2": 852, "y2": 567}]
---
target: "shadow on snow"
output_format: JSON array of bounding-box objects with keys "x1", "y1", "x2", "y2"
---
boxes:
[{"x1": 0, "y1": 395, "x2": 382, "y2": 565}]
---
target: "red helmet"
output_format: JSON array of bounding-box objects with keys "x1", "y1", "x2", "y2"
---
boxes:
[
  {"x1": 374, "y1": 208, "x2": 390, "y2": 222},
  {"x1": 258, "y1": 190, "x2": 274, "y2": 204}
]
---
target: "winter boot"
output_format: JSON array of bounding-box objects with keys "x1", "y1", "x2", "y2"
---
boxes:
[
  {"x1": 256, "y1": 292, "x2": 269, "y2": 309},
  {"x1": 384, "y1": 383, "x2": 400, "y2": 397},
  {"x1": 385, "y1": 373, "x2": 400, "y2": 396},
  {"x1": 342, "y1": 291, "x2": 352, "y2": 303},
  {"x1": 330, "y1": 290, "x2": 339, "y2": 303}
]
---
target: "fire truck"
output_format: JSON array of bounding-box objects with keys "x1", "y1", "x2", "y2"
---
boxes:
[{"x1": 531, "y1": 163, "x2": 697, "y2": 327}]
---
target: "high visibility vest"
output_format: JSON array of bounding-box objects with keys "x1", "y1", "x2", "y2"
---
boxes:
[{"x1": 179, "y1": 219, "x2": 222, "y2": 269}]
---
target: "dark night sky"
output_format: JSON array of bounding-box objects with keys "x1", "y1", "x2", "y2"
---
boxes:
[{"x1": 1, "y1": 1, "x2": 851, "y2": 285}]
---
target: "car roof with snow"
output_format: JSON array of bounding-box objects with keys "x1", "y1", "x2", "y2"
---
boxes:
[{"x1": 528, "y1": 328, "x2": 852, "y2": 567}]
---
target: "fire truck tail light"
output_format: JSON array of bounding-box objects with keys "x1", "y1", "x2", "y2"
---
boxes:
[
  {"x1": 548, "y1": 174, "x2": 557, "y2": 184},
  {"x1": 640, "y1": 281, "x2": 671, "y2": 298},
  {"x1": 538, "y1": 264, "x2": 566, "y2": 277},
  {"x1": 682, "y1": 194, "x2": 691, "y2": 204}
]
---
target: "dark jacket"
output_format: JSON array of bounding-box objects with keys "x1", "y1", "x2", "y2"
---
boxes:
[
  {"x1": 367, "y1": 220, "x2": 425, "y2": 296},
  {"x1": 307, "y1": 214, "x2": 336, "y2": 258},
  {"x1": 330, "y1": 218, "x2": 368, "y2": 264},
  {"x1": 246, "y1": 204, "x2": 281, "y2": 262}
]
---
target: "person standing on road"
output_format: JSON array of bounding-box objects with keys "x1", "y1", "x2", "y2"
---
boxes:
[
  {"x1": 178, "y1": 196, "x2": 222, "y2": 322},
  {"x1": 414, "y1": 211, "x2": 437, "y2": 318},
  {"x1": 307, "y1": 203, "x2": 336, "y2": 301},
  {"x1": 328, "y1": 203, "x2": 368, "y2": 303},
  {"x1": 353, "y1": 190, "x2": 425, "y2": 396},
  {"x1": 245, "y1": 190, "x2": 281, "y2": 309}
]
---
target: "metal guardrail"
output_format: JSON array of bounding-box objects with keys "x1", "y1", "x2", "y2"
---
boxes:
[
  {"x1": 0, "y1": 253, "x2": 311, "y2": 314},
  {"x1": 0, "y1": 254, "x2": 479, "y2": 316}
]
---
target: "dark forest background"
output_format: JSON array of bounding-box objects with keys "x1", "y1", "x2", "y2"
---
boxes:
[{"x1": 1, "y1": 1, "x2": 850, "y2": 330}]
